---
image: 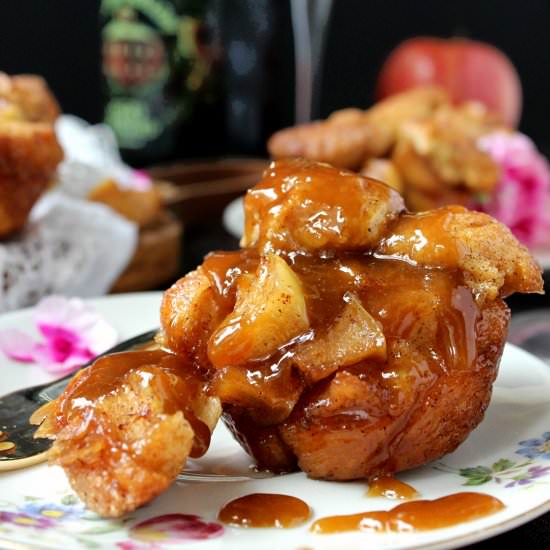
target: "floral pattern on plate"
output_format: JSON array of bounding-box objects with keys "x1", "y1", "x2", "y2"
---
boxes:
[
  {"x1": 0, "y1": 493, "x2": 223, "y2": 548},
  {"x1": 0, "y1": 431, "x2": 548, "y2": 548},
  {"x1": 436, "y1": 430, "x2": 550, "y2": 488},
  {"x1": 516, "y1": 431, "x2": 550, "y2": 460}
]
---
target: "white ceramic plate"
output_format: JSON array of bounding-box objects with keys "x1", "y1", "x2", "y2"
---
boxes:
[
  {"x1": 533, "y1": 249, "x2": 550, "y2": 270},
  {"x1": 0, "y1": 292, "x2": 549, "y2": 550},
  {"x1": 222, "y1": 196, "x2": 245, "y2": 240}
]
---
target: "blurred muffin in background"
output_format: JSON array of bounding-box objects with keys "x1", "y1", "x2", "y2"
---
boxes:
[
  {"x1": 268, "y1": 87, "x2": 503, "y2": 212},
  {"x1": 88, "y1": 177, "x2": 163, "y2": 228},
  {"x1": 268, "y1": 86, "x2": 550, "y2": 249},
  {"x1": 88, "y1": 176, "x2": 181, "y2": 293},
  {"x1": 268, "y1": 86, "x2": 448, "y2": 171},
  {"x1": 390, "y1": 101, "x2": 503, "y2": 211},
  {"x1": 0, "y1": 72, "x2": 63, "y2": 237}
]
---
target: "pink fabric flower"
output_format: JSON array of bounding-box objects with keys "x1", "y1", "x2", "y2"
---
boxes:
[
  {"x1": 477, "y1": 131, "x2": 550, "y2": 247},
  {"x1": 0, "y1": 296, "x2": 117, "y2": 376}
]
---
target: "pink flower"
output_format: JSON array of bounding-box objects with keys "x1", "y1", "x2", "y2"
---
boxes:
[
  {"x1": 129, "y1": 169, "x2": 152, "y2": 191},
  {"x1": 0, "y1": 296, "x2": 117, "y2": 376},
  {"x1": 477, "y1": 131, "x2": 550, "y2": 247}
]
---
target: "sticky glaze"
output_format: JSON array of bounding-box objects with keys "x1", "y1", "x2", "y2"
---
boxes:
[
  {"x1": 218, "y1": 493, "x2": 310, "y2": 528},
  {"x1": 367, "y1": 476, "x2": 419, "y2": 500},
  {"x1": 54, "y1": 350, "x2": 211, "y2": 458},
  {"x1": 310, "y1": 492, "x2": 504, "y2": 534},
  {"x1": 201, "y1": 248, "x2": 481, "y2": 473}
]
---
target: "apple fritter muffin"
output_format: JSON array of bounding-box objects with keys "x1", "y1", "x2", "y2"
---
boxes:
[
  {"x1": 268, "y1": 87, "x2": 447, "y2": 169},
  {"x1": 36, "y1": 159, "x2": 542, "y2": 517},
  {"x1": 0, "y1": 72, "x2": 63, "y2": 236},
  {"x1": 161, "y1": 159, "x2": 541, "y2": 479}
]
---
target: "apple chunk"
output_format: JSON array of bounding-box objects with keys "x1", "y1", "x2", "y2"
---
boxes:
[
  {"x1": 160, "y1": 267, "x2": 225, "y2": 365},
  {"x1": 208, "y1": 254, "x2": 309, "y2": 368},
  {"x1": 293, "y1": 292, "x2": 386, "y2": 383}
]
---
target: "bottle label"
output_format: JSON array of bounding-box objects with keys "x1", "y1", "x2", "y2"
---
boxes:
[{"x1": 101, "y1": 0, "x2": 209, "y2": 153}]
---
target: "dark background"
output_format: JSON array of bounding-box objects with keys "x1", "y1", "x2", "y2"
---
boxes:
[
  {"x1": 0, "y1": 1, "x2": 103, "y2": 123},
  {"x1": 1, "y1": 0, "x2": 550, "y2": 158}
]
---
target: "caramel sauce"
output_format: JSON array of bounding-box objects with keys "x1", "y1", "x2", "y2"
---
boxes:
[
  {"x1": 222, "y1": 412, "x2": 297, "y2": 473},
  {"x1": 55, "y1": 350, "x2": 211, "y2": 458},
  {"x1": 201, "y1": 248, "x2": 259, "y2": 309},
  {"x1": 203, "y1": 251, "x2": 478, "y2": 375},
  {"x1": 310, "y1": 492, "x2": 504, "y2": 534},
  {"x1": 367, "y1": 476, "x2": 419, "y2": 500},
  {"x1": 376, "y1": 207, "x2": 467, "y2": 268},
  {"x1": 201, "y1": 247, "x2": 481, "y2": 472},
  {"x1": 242, "y1": 158, "x2": 403, "y2": 253},
  {"x1": 218, "y1": 493, "x2": 310, "y2": 528}
]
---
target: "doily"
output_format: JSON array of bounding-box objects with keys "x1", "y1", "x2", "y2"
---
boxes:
[{"x1": 0, "y1": 192, "x2": 137, "y2": 312}]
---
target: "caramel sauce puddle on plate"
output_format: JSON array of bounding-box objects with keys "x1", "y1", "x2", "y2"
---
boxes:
[
  {"x1": 367, "y1": 476, "x2": 420, "y2": 500},
  {"x1": 218, "y1": 493, "x2": 311, "y2": 528},
  {"x1": 311, "y1": 492, "x2": 504, "y2": 534}
]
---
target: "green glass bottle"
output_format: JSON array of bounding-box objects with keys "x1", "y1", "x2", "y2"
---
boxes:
[{"x1": 100, "y1": 0, "x2": 213, "y2": 165}]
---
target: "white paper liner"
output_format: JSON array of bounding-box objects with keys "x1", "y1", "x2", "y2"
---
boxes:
[
  {"x1": 55, "y1": 114, "x2": 148, "y2": 198},
  {"x1": 0, "y1": 192, "x2": 137, "y2": 312}
]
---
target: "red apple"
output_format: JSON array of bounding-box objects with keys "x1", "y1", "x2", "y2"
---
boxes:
[{"x1": 376, "y1": 37, "x2": 522, "y2": 127}]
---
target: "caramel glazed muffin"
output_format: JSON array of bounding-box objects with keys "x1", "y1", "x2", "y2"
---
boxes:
[
  {"x1": 35, "y1": 158, "x2": 542, "y2": 518},
  {"x1": 160, "y1": 158, "x2": 542, "y2": 479},
  {"x1": 0, "y1": 72, "x2": 63, "y2": 236}
]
